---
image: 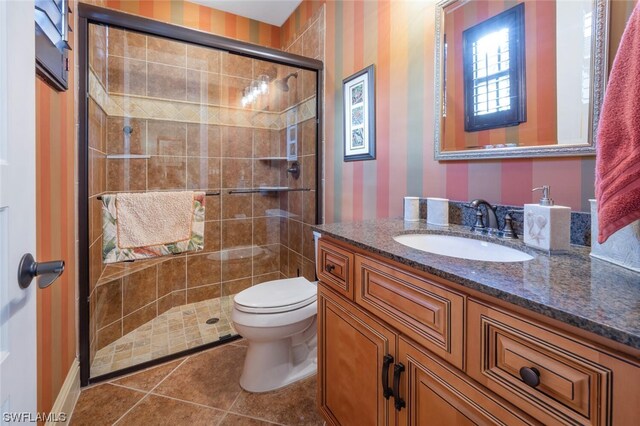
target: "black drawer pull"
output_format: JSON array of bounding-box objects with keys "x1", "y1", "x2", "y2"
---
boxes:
[
  {"x1": 393, "y1": 363, "x2": 406, "y2": 411},
  {"x1": 382, "y1": 355, "x2": 394, "y2": 399},
  {"x1": 519, "y1": 366, "x2": 540, "y2": 388},
  {"x1": 325, "y1": 264, "x2": 335, "y2": 273}
]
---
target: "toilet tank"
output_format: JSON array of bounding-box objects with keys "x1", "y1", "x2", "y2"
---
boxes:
[{"x1": 313, "y1": 231, "x2": 321, "y2": 279}]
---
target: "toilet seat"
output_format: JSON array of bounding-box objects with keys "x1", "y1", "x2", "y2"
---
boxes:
[{"x1": 234, "y1": 277, "x2": 317, "y2": 314}]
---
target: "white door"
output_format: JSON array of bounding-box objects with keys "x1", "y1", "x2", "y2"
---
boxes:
[{"x1": 0, "y1": 0, "x2": 38, "y2": 423}]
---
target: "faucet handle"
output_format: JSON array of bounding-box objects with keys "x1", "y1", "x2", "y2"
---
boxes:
[
  {"x1": 470, "y1": 210, "x2": 486, "y2": 234},
  {"x1": 499, "y1": 211, "x2": 519, "y2": 239}
]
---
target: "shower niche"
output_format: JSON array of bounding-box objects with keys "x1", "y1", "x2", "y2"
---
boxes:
[{"x1": 80, "y1": 6, "x2": 321, "y2": 383}]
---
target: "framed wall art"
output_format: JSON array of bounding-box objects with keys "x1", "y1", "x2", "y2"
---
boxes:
[{"x1": 343, "y1": 64, "x2": 375, "y2": 161}]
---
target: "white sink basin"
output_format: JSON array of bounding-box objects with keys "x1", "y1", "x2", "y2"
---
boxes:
[{"x1": 394, "y1": 234, "x2": 534, "y2": 262}]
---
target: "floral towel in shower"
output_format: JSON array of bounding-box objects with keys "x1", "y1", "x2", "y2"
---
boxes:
[{"x1": 101, "y1": 191, "x2": 205, "y2": 264}]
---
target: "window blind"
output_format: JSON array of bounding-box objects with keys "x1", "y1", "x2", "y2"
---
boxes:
[
  {"x1": 472, "y1": 28, "x2": 512, "y2": 116},
  {"x1": 35, "y1": 0, "x2": 71, "y2": 91}
]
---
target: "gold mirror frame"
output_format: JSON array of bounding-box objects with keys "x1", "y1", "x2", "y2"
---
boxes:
[{"x1": 434, "y1": 0, "x2": 609, "y2": 160}]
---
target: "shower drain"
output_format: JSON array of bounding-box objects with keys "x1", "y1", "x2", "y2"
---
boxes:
[{"x1": 206, "y1": 317, "x2": 220, "y2": 325}]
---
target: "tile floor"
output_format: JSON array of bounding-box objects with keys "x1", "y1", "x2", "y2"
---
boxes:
[
  {"x1": 74, "y1": 340, "x2": 324, "y2": 426},
  {"x1": 91, "y1": 296, "x2": 237, "y2": 377}
]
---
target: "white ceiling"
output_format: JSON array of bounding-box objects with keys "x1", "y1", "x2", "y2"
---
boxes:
[{"x1": 188, "y1": 0, "x2": 303, "y2": 27}]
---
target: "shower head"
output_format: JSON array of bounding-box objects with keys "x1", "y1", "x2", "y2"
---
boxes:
[{"x1": 275, "y1": 72, "x2": 298, "y2": 92}]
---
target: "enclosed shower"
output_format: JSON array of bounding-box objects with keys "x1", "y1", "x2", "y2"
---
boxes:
[{"x1": 79, "y1": 7, "x2": 321, "y2": 383}]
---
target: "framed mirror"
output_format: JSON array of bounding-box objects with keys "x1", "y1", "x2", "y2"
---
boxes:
[{"x1": 434, "y1": 0, "x2": 609, "y2": 160}]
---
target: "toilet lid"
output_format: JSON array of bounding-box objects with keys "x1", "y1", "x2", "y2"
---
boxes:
[{"x1": 234, "y1": 277, "x2": 317, "y2": 314}]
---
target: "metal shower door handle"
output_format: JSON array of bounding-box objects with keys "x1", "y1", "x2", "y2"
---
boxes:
[{"x1": 17, "y1": 253, "x2": 65, "y2": 289}]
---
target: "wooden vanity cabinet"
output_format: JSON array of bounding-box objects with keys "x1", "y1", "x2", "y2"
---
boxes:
[
  {"x1": 318, "y1": 284, "x2": 398, "y2": 426},
  {"x1": 318, "y1": 282, "x2": 531, "y2": 426},
  {"x1": 316, "y1": 237, "x2": 640, "y2": 426}
]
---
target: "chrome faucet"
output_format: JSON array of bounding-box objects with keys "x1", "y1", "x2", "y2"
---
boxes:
[{"x1": 468, "y1": 199, "x2": 499, "y2": 231}]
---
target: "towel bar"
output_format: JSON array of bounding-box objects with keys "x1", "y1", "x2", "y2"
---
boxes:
[
  {"x1": 228, "y1": 188, "x2": 311, "y2": 194},
  {"x1": 96, "y1": 191, "x2": 221, "y2": 201}
]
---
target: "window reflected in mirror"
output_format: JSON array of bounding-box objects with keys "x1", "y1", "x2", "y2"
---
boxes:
[{"x1": 462, "y1": 3, "x2": 526, "y2": 133}]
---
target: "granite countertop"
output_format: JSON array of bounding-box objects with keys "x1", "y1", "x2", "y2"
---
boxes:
[{"x1": 313, "y1": 219, "x2": 640, "y2": 350}]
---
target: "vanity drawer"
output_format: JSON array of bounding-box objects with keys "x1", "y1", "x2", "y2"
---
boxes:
[
  {"x1": 354, "y1": 255, "x2": 465, "y2": 370},
  {"x1": 318, "y1": 239, "x2": 355, "y2": 299},
  {"x1": 467, "y1": 299, "x2": 612, "y2": 426}
]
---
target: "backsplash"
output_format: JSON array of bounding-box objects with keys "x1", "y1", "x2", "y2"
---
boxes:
[{"x1": 418, "y1": 199, "x2": 591, "y2": 246}]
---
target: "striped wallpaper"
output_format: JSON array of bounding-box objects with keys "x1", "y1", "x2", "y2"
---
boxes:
[
  {"x1": 36, "y1": 79, "x2": 77, "y2": 420},
  {"x1": 85, "y1": 0, "x2": 282, "y2": 48},
  {"x1": 35, "y1": 0, "x2": 78, "y2": 414},
  {"x1": 322, "y1": 0, "x2": 637, "y2": 224}
]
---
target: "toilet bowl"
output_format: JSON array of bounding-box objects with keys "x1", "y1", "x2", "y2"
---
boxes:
[{"x1": 231, "y1": 232, "x2": 322, "y2": 392}]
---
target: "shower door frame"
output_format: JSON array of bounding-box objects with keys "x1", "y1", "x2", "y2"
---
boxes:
[{"x1": 77, "y1": 3, "x2": 324, "y2": 386}]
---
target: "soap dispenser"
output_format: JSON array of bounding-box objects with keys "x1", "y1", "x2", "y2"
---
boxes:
[{"x1": 523, "y1": 185, "x2": 571, "y2": 252}]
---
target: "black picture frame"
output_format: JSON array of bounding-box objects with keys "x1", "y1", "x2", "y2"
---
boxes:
[{"x1": 343, "y1": 64, "x2": 375, "y2": 161}]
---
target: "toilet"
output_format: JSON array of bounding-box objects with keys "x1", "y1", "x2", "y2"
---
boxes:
[{"x1": 231, "y1": 231, "x2": 321, "y2": 392}]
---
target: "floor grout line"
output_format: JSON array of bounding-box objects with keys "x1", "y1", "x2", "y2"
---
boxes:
[
  {"x1": 226, "y1": 388, "x2": 244, "y2": 414},
  {"x1": 216, "y1": 411, "x2": 229, "y2": 426},
  {"x1": 224, "y1": 408, "x2": 287, "y2": 426},
  {"x1": 109, "y1": 356, "x2": 191, "y2": 425},
  {"x1": 107, "y1": 381, "x2": 149, "y2": 393},
  {"x1": 224, "y1": 382, "x2": 287, "y2": 426},
  {"x1": 146, "y1": 356, "x2": 190, "y2": 394},
  {"x1": 110, "y1": 392, "x2": 149, "y2": 425},
  {"x1": 145, "y1": 391, "x2": 230, "y2": 413}
]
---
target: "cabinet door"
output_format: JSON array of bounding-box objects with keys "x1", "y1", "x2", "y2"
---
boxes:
[
  {"x1": 397, "y1": 337, "x2": 537, "y2": 426},
  {"x1": 318, "y1": 284, "x2": 397, "y2": 426}
]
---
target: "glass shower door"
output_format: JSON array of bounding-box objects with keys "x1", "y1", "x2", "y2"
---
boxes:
[{"x1": 86, "y1": 22, "x2": 318, "y2": 379}]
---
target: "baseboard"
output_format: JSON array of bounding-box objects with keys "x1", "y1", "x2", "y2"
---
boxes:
[{"x1": 45, "y1": 358, "x2": 80, "y2": 426}]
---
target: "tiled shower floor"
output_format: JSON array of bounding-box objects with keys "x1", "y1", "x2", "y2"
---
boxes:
[{"x1": 91, "y1": 295, "x2": 237, "y2": 377}]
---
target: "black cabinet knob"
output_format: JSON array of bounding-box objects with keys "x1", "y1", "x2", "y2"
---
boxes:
[
  {"x1": 325, "y1": 264, "x2": 335, "y2": 273},
  {"x1": 519, "y1": 366, "x2": 541, "y2": 388}
]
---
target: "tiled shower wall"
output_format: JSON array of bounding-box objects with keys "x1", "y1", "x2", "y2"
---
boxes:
[
  {"x1": 87, "y1": 24, "x2": 320, "y2": 368},
  {"x1": 280, "y1": 6, "x2": 324, "y2": 284},
  {"x1": 87, "y1": 94, "x2": 108, "y2": 362}
]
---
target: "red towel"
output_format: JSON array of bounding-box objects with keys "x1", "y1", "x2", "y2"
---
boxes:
[{"x1": 595, "y1": 2, "x2": 640, "y2": 243}]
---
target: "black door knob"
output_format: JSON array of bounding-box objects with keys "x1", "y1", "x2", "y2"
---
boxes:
[
  {"x1": 17, "y1": 253, "x2": 65, "y2": 289},
  {"x1": 519, "y1": 366, "x2": 541, "y2": 388}
]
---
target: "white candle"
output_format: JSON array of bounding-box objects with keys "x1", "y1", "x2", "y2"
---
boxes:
[
  {"x1": 403, "y1": 197, "x2": 420, "y2": 222},
  {"x1": 427, "y1": 197, "x2": 449, "y2": 226}
]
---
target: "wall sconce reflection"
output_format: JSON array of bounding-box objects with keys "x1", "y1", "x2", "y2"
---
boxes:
[{"x1": 241, "y1": 75, "x2": 270, "y2": 107}]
